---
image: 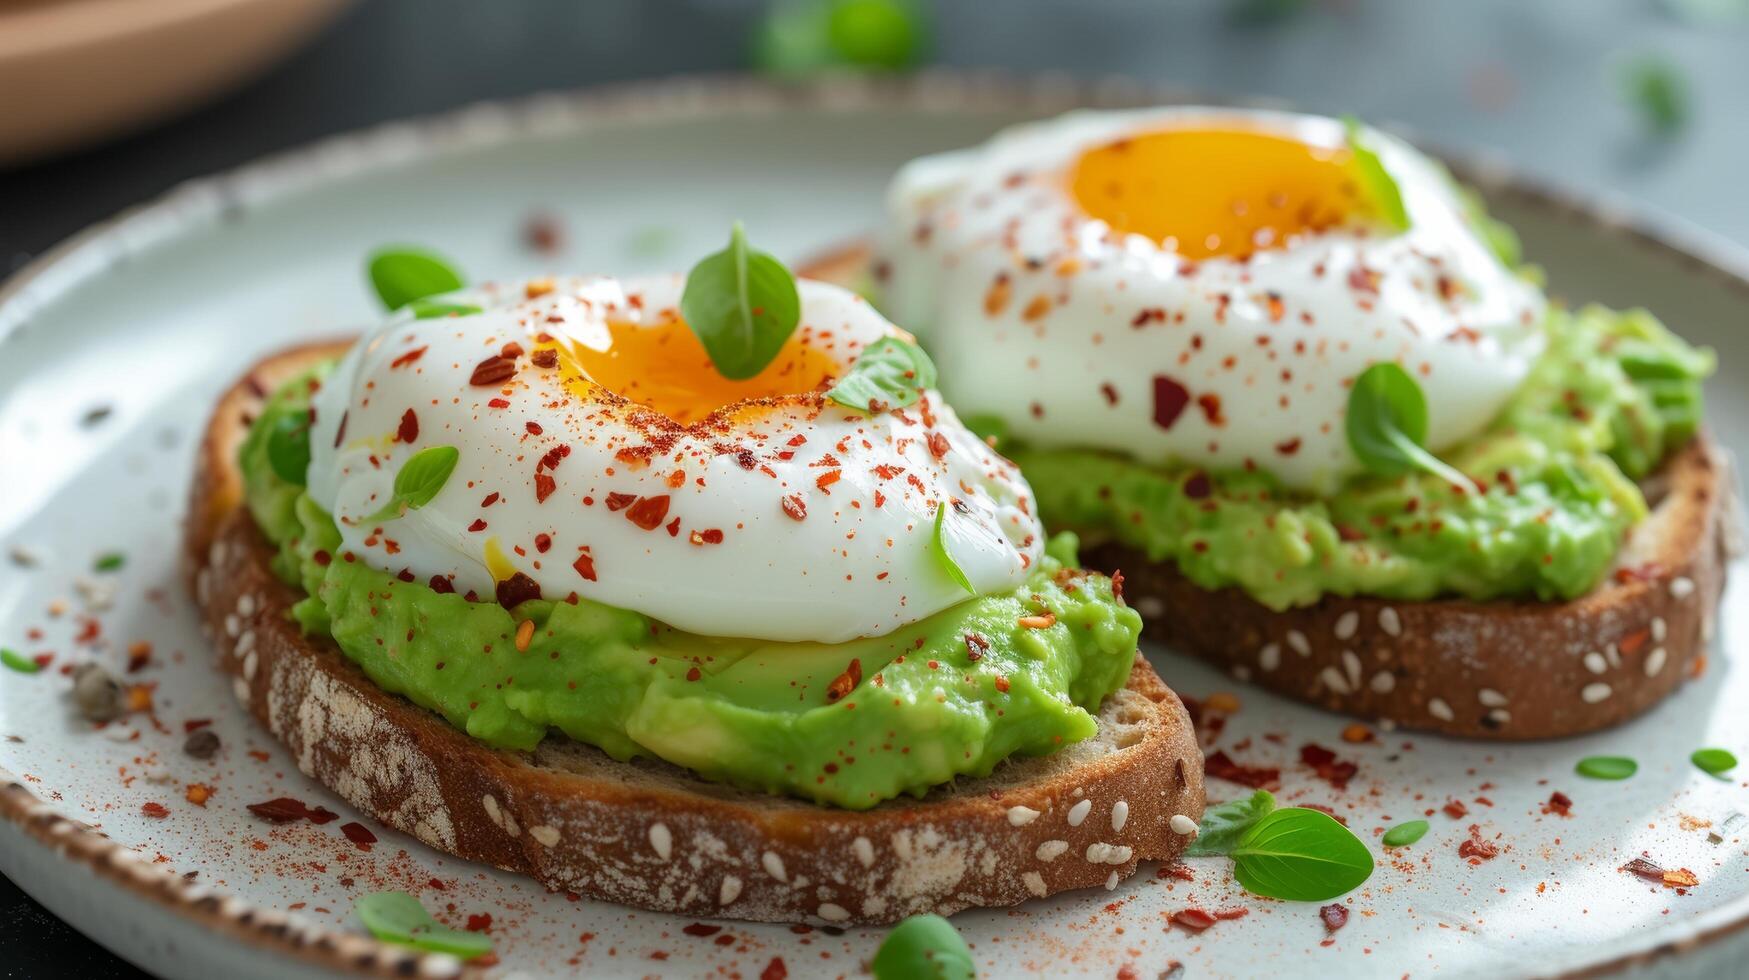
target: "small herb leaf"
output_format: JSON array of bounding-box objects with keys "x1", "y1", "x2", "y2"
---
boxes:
[
  {"x1": 1346, "y1": 362, "x2": 1473, "y2": 488},
  {"x1": 1576, "y1": 755, "x2": 1638, "y2": 780},
  {"x1": 355, "y1": 891, "x2": 492, "y2": 959},
  {"x1": 367, "y1": 248, "x2": 465, "y2": 311},
  {"x1": 408, "y1": 299, "x2": 483, "y2": 320},
  {"x1": 930, "y1": 502, "x2": 975, "y2": 595},
  {"x1": 1692, "y1": 748, "x2": 1737, "y2": 776},
  {"x1": 871, "y1": 913, "x2": 975, "y2": 980},
  {"x1": 1185, "y1": 789, "x2": 1276, "y2": 856},
  {"x1": 826, "y1": 336, "x2": 938, "y2": 410},
  {"x1": 1621, "y1": 56, "x2": 1687, "y2": 136},
  {"x1": 365, "y1": 446, "x2": 460, "y2": 522},
  {"x1": 93, "y1": 552, "x2": 126, "y2": 573},
  {"x1": 679, "y1": 223, "x2": 801, "y2": 381},
  {"x1": 1343, "y1": 116, "x2": 1410, "y2": 232},
  {"x1": 1230, "y1": 806, "x2": 1374, "y2": 902},
  {"x1": 1, "y1": 649, "x2": 40, "y2": 674},
  {"x1": 1381, "y1": 819, "x2": 1430, "y2": 848},
  {"x1": 266, "y1": 411, "x2": 314, "y2": 486}
]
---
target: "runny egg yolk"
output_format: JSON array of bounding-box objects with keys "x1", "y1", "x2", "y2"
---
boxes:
[
  {"x1": 556, "y1": 317, "x2": 841, "y2": 425},
  {"x1": 1069, "y1": 127, "x2": 1377, "y2": 260}
]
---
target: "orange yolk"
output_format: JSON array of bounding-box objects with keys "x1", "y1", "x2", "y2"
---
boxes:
[
  {"x1": 1069, "y1": 127, "x2": 1376, "y2": 260},
  {"x1": 557, "y1": 317, "x2": 841, "y2": 425}
]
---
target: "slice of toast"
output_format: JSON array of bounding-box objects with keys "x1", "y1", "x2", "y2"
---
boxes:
[
  {"x1": 799, "y1": 243, "x2": 1733, "y2": 739},
  {"x1": 184, "y1": 343, "x2": 1206, "y2": 925}
]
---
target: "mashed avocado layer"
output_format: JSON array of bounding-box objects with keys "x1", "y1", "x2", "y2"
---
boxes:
[
  {"x1": 240, "y1": 370, "x2": 1141, "y2": 810},
  {"x1": 1015, "y1": 305, "x2": 1712, "y2": 611}
]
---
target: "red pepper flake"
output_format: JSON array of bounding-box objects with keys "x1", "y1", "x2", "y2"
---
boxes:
[
  {"x1": 624, "y1": 495, "x2": 671, "y2": 531},
  {"x1": 1347, "y1": 265, "x2": 1381, "y2": 295},
  {"x1": 1183, "y1": 472, "x2": 1211, "y2": 499},
  {"x1": 572, "y1": 552, "x2": 597, "y2": 582},
  {"x1": 468, "y1": 519, "x2": 488, "y2": 533},
  {"x1": 994, "y1": 675, "x2": 1010, "y2": 693},
  {"x1": 1152, "y1": 375, "x2": 1191, "y2": 430},
  {"x1": 1299, "y1": 742, "x2": 1359, "y2": 791},
  {"x1": 927, "y1": 432, "x2": 950, "y2": 459},
  {"x1": 429, "y1": 575, "x2": 455, "y2": 594},
  {"x1": 1663, "y1": 867, "x2": 1700, "y2": 888},
  {"x1": 470, "y1": 355, "x2": 516, "y2": 387},
  {"x1": 682, "y1": 923, "x2": 722, "y2": 938},
  {"x1": 389, "y1": 346, "x2": 428, "y2": 369},
  {"x1": 760, "y1": 958, "x2": 788, "y2": 980},
  {"x1": 340, "y1": 821, "x2": 377, "y2": 851},
  {"x1": 605, "y1": 492, "x2": 637, "y2": 512},
  {"x1": 487, "y1": 397, "x2": 510, "y2": 409},
  {"x1": 1442, "y1": 800, "x2": 1469, "y2": 819},
  {"x1": 535, "y1": 473, "x2": 556, "y2": 503},
  {"x1": 246, "y1": 797, "x2": 338, "y2": 825},
  {"x1": 530, "y1": 348, "x2": 558, "y2": 369},
  {"x1": 534, "y1": 533, "x2": 552, "y2": 554},
  {"x1": 538, "y1": 444, "x2": 571, "y2": 471},
  {"x1": 333, "y1": 410, "x2": 349, "y2": 447},
  {"x1": 1204, "y1": 751, "x2": 1282, "y2": 790},
  {"x1": 685, "y1": 666, "x2": 702, "y2": 682},
  {"x1": 1542, "y1": 791, "x2": 1573, "y2": 817},
  {"x1": 1171, "y1": 909, "x2": 1217, "y2": 932},
  {"x1": 964, "y1": 632, "x2": 990, "y2": 661},
  {"x1": 525, "y1": 421, "x2": 544, "y2": 436},
  {"x1": 780, "y1": 494, "x2": 807, "y2": 521},
  {"x1": 815, "y1": 470, "x2": 841, "y2": 492},
  {"x1": 1275, "y1": 436, "x2": 1302, "y2": 456},
  {"x1": 185, "y1": 783, "x2": 212, "y2": 807},
  {"x1": 183, "y1": 718, "x2": 212, "y2": 733},
  {"x1": 481, "y1": 492, "x2": 501, "y2": 507},
  {"x1": 1458, "y1": 827, "x2": 1499, "y2": 862},
  {"x1": 495, "y1": 572, "x2": 542, "y2": 609},
  {"x1": 1110, "y1": 569, "x2": 1125, "y2": 600},
  {"x1": 397, "y1": 408, "x2": 418, "y2": 444},
  {"x1": 312, "y1": 549, "x2": 332, "y2": 566},
  {"x1": 826, "y1": 658, "x2": 863, "y2": 702},
  {"x1": 691, "y1": 529, "x2": 724, "y2": 545},
  {"x1": 1623, "y1": 857, "x2": 1665, "y2": 882},
  {"x1": 465, "y1": 913, "x2": 493, "y2": 933},
  {"x1": 1320, "y1": 903, "x2": 1349, "y2": 932},
  {"x1": 141, "y1": 801, "x2": 169, "y2": 819},
  {"x1": 1196, "y1": 392, "x2": 1226, "y2": 426}
]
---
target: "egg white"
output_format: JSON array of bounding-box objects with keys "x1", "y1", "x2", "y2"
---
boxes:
[
  {"x1": 876, "y1": 107, "x2": 1547, "y2": 493},
  {"x1": 306, "y1": 275, "x2": 1041, "y2": 643}
]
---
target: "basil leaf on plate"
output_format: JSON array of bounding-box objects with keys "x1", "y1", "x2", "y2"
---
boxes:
[
  {"x1": 872, "y1": 913, "x2": 975, "y2": 980},
  {"x1": 1185, "y1": 789, "x2": 1276, "y2": 856},
  {"x1": 368, "y1": 247, "x2": 465, "y2": 311},
  {"x1": 364, "y1": 445, "x2": 460, "y2": 522},
  {"x1": 1382, "y1": 819, "x2": 1430, "y2": 848},
  {"x1": 679, "y1": 222, "x2": 801, "y2": 380},
  {"x1": 354, "y1": 891, "x2": 492, "y2": 959},
  {"x1": 826, "y1": 335, "x2": 938, "y2": 411},
  {"x1": 1, "y1": 649, "x2": 40, "y2": 674},
  {"x1": 930, "y1": 502, "x2": 975, "y2": 595},
  {"x1": 1692, "y1": 748, "x2": 1737, "y2": 776},
  {"x1": 1346, "y1": 361, "x2": 1473, "y2": 489},
  {"x1": 266, "y1": 411, "x2": 313, "y2": 486},
  {"x1": 1230, "y1": 806, "x2": 1374, "y2": 902},
  {"x1": 1343, "y1": 116, "x2": 1410, "y2": 232},
  {"x1": 1575, "y1": 755, "x2": 1638, "y2": 780}
]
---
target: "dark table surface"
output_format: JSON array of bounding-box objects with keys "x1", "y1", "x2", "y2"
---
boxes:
[{"x1": 3, "y1": 0, "x2": 1745, "y2": 975}]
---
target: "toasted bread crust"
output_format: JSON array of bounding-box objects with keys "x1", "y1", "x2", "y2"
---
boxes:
[
  {"x1": 798, "y1": 242, "x2": 1733, "y2": 739},
  {"x1": 185, "y1": 345, "x2": 1205, "y2": 925}
]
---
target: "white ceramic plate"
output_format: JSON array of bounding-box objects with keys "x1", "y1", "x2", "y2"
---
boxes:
[{"x1": 3, "y1": 74, "x2": 1748, "y2": 980}]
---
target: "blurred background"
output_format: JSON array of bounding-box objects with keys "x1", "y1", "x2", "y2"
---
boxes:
[{"x1": 1, "y1": 0, "x2": 1746, "y2": 973}]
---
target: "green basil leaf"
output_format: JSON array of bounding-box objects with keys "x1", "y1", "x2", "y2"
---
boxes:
[
  {"x1": 365, "y1": 445, "x2": 459, "y2": 522},
  {"x1": 355, "y1": 891, "x2": 492, "y2": 959},
  {"x1": 826, "y1": 336, "x2": 938, "y2": 411},
  {"x1": 93, "y1": 552, "x2": 126, "y2": 572},
  {"x1": 871, "y1": 913, "x2": 975, "y2": 980},
  {"x1": 1381, "y1": 819, "x2": 1430, "y2": 848},
  {"x1": 1575, "y1": 755, "x2": 1638, "y2": 780},
  {"x1": 266, "y1": 411, "x2": 313, "y2": 486},
  {"x1": 408, "y1": 299, "x2": 483, "y2": 320},
  {"x1": 1343, "y1": 116, "x2": 1410, "y2": 232},
  {"x1": 1620, "y1": 56, "x2": 1687, "y2": 136},
  {"x1": 1, "y1": 649, "x2": 40, "y2": 674},
  {"x1": 679, "y1": 222, "x2": 801, "y2": 380},
  {"x1": 1231, "y1": 806, "x2": 1374, "y2": 902},
  {"x1": 367, "y1": 247, "x2": 465, "y2": 311},
  {"x1": 753, "y1": 0, "x2": 928, "y2": 77},
  {"x1": 931, "y1": 502, "x2": 975, "y2": 595},
  {"x1": 1346, "y1": 362, "x2": 1473, "y2": 488},
  {"x1": 1692, "y1": 748, "x2": 1738, "y2": 776},
  {"x1": 1185, "y1": 789, "x2": 1276, "y2": 856}
]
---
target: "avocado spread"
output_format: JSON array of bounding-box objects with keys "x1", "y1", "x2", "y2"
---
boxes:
[
  {"x1": 1014, "y1": 305, "x2": 1712, "y2": 610},
  {"x1": 240, "y1": 369, "x2": 1141, "y2": 810}
]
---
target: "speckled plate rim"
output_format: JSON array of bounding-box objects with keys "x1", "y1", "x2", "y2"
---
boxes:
[{"x1": 2, "y1": 70, "x2": 1748, "y2": 979}]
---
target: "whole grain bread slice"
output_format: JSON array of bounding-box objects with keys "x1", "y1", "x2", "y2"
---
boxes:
[
  {"x1": 799, "y1": 242, "x2": 1735, "y2": 740},
  {"x1": 184, "y1": 343, "x2": 1206, "y2": 925}
]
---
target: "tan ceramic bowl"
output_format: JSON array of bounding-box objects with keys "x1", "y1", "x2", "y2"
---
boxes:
[{"x1": 0, "y1": 0, "x2": 353, "y2": 165}]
